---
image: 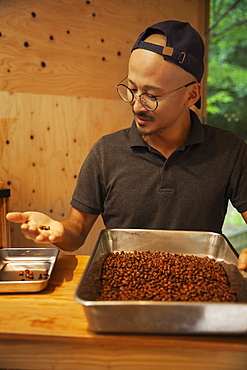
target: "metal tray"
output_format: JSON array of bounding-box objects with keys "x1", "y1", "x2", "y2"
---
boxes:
[
  {"x1": 74, "y1": 229, "x2": 247, "y2": 334},
  {"x1": 0, "y1": 248, "x2": 59, "y2": 293}
]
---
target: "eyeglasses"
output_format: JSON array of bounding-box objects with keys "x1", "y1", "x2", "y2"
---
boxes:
[{"x1": 116, "y1": 80, "x2": 196, "y2": 111}]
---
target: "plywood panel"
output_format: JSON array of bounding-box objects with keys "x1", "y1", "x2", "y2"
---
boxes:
[
  {"x1": 0, "y1": 0, "x2": 208, "y2": 98},
  {"x1": 0, "y1": 90, "x2": 132, "y2": 253}
]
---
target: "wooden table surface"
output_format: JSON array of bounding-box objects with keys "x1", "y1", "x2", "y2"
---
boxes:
[{"x1": 0, "y1": 253, "x2": 247, "y2": 370}]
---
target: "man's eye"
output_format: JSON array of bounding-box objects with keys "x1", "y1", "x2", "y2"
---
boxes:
[{"x1": 146, "y1": 93, "x2": 157, "y2": 101}]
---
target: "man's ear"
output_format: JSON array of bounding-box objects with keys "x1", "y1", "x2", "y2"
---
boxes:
[{"x1": 184, "y1": 82, "x2": 202, "y2": 108}]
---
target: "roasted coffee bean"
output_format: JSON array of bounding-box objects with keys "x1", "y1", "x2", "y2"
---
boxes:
[
  {"x1": 39, "y1": 225, "x2": 50, "y2": 230},
  {"x1": 98, "y1": 251, "x2": 237, "y2": 302}
]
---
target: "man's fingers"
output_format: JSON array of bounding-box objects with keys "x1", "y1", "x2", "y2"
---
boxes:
[
  {"x1": 238, "y1": 249, "x2": 247, "y2": 270},
  {"x1": 6, "y1": 211, "x2": 62, "y2": 245},
  {"x1": 6, "y1": 212, "x2": 30, "y2": 224}
]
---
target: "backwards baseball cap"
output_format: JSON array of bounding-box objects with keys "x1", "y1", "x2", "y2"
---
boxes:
[{"x1": 131, "y1": 20, "x2": 204, "y2": 108}]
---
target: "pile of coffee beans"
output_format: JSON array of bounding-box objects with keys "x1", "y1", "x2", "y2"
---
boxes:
[{"x1": 99, "y1": 251, "x2": 237, "y2": 302}]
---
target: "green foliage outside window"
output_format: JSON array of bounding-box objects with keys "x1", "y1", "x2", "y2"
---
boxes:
[
  {"x1": 208, "y1": 0, "x2": 247, "y2": 235},
  {"x1": 207, "y1": 0, "x2": 247, "y2": 140}
]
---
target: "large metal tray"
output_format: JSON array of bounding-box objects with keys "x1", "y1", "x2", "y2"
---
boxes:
[
  {"x1": 74, "y1": 229, "x2": 247, "y2": 334},
  {"x1": 0, "y1": 248, "x2": 59, "y2": 293}
]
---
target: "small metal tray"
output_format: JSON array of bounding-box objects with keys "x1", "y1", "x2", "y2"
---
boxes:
[
  {"x1": 74, "y1": 229, "x2": 247, "y2": 334},
  {"x1": 0, "y1": 248, "x2": 59, "y2": 293}
]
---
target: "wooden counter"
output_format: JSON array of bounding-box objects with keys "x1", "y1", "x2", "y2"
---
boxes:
[{"x1": 0, "y1": 254, "x2": 247, "y2": 370}]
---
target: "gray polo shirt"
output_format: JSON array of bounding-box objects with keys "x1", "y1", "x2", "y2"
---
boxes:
[{"x1": 71, "y1": 110, "x2": 247, "y2": 233}]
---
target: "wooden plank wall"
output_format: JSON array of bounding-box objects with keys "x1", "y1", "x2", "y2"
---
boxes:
[{"x1": 0, "y1": 0, "x2": 209, "y2": 254}]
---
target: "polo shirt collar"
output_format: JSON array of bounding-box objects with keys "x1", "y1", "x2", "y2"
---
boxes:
[{"x1": 129, "y1": 109, "x2": 205, "y2": 149}]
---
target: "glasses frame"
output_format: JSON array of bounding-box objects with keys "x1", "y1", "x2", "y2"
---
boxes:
[{"x1": 116, "y1": 80, "x2": 197, "y2": 111}]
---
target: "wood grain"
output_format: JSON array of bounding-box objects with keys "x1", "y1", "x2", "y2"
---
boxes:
[
  {"x1": 0, "y1": 0, "x2": 207, "y2": 99},
  {"x1": 0, "y1": 91, "x2": 131, "y2": 253},
  {"x1": 0, "y1": 255, "x2": 246, "y2": 370}
]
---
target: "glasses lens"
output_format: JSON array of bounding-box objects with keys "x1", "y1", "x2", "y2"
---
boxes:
[
  {"x1": 116, "y1": 84, "x2": 158, "y2": 111},
  {"x1": 141, "y1": 94, "x2": 158, "y2": 111},
  {"x1": 117, "y1": 84, "x2": 133, "y2": 102}
]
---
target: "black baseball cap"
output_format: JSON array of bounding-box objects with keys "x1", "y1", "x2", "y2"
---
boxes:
[{"x1": 131, "y1": 20, "x2": 204, "y2": 108}]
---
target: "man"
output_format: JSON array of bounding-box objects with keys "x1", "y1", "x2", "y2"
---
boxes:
[{"x1": 6, "y1": 20, "x2": 247, "y2": 269}]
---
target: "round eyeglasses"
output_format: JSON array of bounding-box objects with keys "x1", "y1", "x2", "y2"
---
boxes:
[{"x1": 116, "y1": 81, "x2": 196, "y2": 111}]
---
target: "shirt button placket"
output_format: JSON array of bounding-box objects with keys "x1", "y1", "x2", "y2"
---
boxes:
[{"x1": 160, "y1": 162, "x2": 173, "y2": 191}]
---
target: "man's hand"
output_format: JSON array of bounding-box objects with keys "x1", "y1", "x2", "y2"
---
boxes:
[
  {"x1": 6, "y1": 211, "x2": 64, "y2": 244},
  {"x1": 238, "y1": 248, "x2": 247, "y2": 270}
]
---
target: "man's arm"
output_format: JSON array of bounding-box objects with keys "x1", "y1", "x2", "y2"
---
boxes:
[
  {"x1": 237, "y1": 211, "x2": 247, "y2": 270},
  {"x1": 56, "y1": 207, "x2": 98, "y2": 251},
  {"x1": 6, "y1": 207, "x2": 98, "y2": 252}
]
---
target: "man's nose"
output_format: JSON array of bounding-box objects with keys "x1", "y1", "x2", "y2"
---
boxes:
[{"x1": 131, "y1": 94, "x2": 147, "y2": 111}]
